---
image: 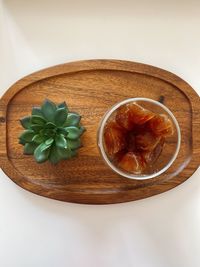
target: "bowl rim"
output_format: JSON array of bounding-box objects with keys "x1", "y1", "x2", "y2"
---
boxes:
[{"x1": 97, "y1": 97, "x2": 181, "y2": 180}]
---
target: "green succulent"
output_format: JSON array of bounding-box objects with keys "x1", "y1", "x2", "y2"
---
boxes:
[{"x1": 19, "y1": 99, "x2": 85, "y2": 164}]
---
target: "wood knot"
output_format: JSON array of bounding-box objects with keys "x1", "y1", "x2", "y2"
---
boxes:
[{"x1": 0, "y1": 117, "x2": 6, "y2": 123}]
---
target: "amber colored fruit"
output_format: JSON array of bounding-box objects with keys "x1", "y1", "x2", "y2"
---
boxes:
[
  {"x1": 142, "y1": 137, "x2": 165, "y2": 164},
  {"x1": 113, "y1": 150, "x2": 126, "y2": 164},
  {"x1": 148, "y1": 114, "x2": 174, "y2": 136},
  {"x1": 115, "y1": 105, "x2": 134, "y2": 130},
  {"x1": 104, "y1": 102, "x2": 173, "y2": 175},
  {"x1": 135, "y1": 131, "x2": 161, "y2": 151},
  {"x1": 118, "y1": 152, "x2": 146, "y2": 174},
  {"x1": 104, "y1": 121, "x2": 126, "y2": 156},
  {"x1": 127, "y1": 132, "x2": 137, "y2": 152},
  {"x1": 128, "y1": 103, "x2": 155, "y2": 125},
  {"x1": 132, "y1": 123, "x2": 147, "y2": 135}
]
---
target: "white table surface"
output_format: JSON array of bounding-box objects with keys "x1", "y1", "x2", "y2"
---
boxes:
[{"x1": 0, "y1": 1, "x2": 200, "y2": 267}]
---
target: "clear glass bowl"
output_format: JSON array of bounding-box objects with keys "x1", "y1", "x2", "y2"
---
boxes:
[{"x1": 97, "y1": 98, "x2": 181, "y2": 180}]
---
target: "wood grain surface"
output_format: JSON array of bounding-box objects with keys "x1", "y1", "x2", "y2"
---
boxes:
[{"x1": 0, "y1": 60, "x2": 199, "y2": 204}]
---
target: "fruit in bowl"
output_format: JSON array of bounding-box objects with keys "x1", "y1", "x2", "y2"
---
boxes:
[{"x1": 98, "y1": 98, "x2": 181, "y2": 180}]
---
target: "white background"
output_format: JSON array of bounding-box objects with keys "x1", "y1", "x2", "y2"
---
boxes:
[{"x1": 0, "y1": 1, "x2": 200, "y2": 266}]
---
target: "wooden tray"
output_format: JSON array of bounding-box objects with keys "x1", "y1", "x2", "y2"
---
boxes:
[{"x1": 0, "y1": 60, "x2": 199, "y2": 204}]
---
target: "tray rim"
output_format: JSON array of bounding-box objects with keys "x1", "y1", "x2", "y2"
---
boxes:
[{"x1": 0, "y1": 59, "x2": 199, "y2": 204}]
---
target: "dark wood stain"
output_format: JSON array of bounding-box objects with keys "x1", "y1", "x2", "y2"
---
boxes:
[{"x1": 158, "y1": 95, "x2": 165, "y2": 103}]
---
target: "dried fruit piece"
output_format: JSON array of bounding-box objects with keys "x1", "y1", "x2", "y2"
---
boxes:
[
  {"x1": 116, "y1": 105, "x2": 134, "y2": 130},
  {"x1": 135, "y1": 131, "x2": 161, "y2": 151},
  {"x1": 113, "y1": 150, "x2": 126, "y2": 164},
  {"x1": 118, "y1": 152, "x2": 146, "y2": 174},
  {"x1": 142, "y1": 137, "x2": 165, "y2": 164},
  {"x1": 127, "y1": 132, "x2": 137, "y2": 152},
  {"x1": 128, "y1": 103, "x2": 155, "y2": 125},
  {"x1": 104, "y1": 121, "x2": 126, "y2": 156},
  {"x1": 132, "y1": 123, "x2": 147, "y2": 135},
  {"x1": 148, "y1": 114, "x2": 174, "y2": 136}
]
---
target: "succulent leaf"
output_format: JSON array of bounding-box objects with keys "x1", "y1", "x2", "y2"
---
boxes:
[
  {"x1": 54, "y1": 107, "x2": 68, "y2": 126},
  {"x1": 19, "y1": 138, "x2": 26, "y2": 145},
  {"x1": 49, "y1": 145, "x2": 71, "y2": 164},
  {"x1": 65, "y1": 126, "x2": 83, "y2": 140},
  {"x1": 45, "y1": 122, "x2": 57, "y2": 128},
  {"x1": 34, "y1": 143, "x2": 50, "y2": 163},
  {"x1": 24, "y1": 142, "x2": 38, "y2": 155},
  {"x1": 64, "y1": 113, "x2": 81, "y2": 127},
  {"x1": 79, "y1": 126, "x2": 86, "y2": 135},
  {"x1": 40, "y1": 142, "x2": 52, "y2": 152},
  {"x1": 32, "y1": 134, "x2": 47, "y2": 144},
  {"x1": 30, "y1": 124, "x2": 43, "y2": 132},
  {"x1": 70, "y1": 149, "x2": 77, "y2": 157},
  {"x1": 45, "y1": 137, "x2": 54, "y2": 146},
  {"x1": 57, "y1": 101, "x2": 68, "y2": 111},
  {"x1": 67, "y1": 139, "x2": 81, "y2": 150},
  {"x1": 20, "y1": 116, "x2": 31, "y2": 129},
  {"x1": 56, "y1": 146, "x2": 72, "y2": 160},
  {"x1": 42, "y1": 99, "x2": 56, "y2": 122},
  {"x1": 31, "y1": 115, "x2": 46, "y2": 125},
  {"x1": 43, "y1": 128, "x2": 56, "y2": 136},
  {"x1": 57, "y1": 127, "x2": 68, "y2": 136},
  {"x1": 55, "y1": 134, "x2": 67, "y2": 148},
  {"x1": 49, "y1": 144, "x2": 60, "y2": 164},
  {"x1": 19, "y1": 130, "x2": 35, "y2": 142},
  {"x1": 32, "y1": 107, "x2": 44, "y2": 117}
]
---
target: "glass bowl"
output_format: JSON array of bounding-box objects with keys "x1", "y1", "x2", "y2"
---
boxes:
[{"x1": 97, "y1": 98, "x2": 181, "y2": 180}]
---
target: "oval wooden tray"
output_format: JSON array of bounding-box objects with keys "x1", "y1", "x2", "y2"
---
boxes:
[{"x1": 0, "y1": 60, "x2": 199, "y2": 204}]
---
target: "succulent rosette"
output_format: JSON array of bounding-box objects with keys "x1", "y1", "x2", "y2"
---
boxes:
[{"x1": 19, "y1": 99, "x2": 85, "y2": 164}]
